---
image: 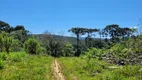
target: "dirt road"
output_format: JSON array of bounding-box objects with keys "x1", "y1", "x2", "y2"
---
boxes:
[{"x1": 52, "y1": 60, "x2": 66, "y2": 80}]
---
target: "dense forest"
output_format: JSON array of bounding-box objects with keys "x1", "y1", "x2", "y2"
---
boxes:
[{"x1": 0, "y1": 20, "x2": 142, "y2": 80}]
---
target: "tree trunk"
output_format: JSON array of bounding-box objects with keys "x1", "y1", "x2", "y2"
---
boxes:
[{"x1": 76, "y1": 34, "x2": 80, "y2": 56}]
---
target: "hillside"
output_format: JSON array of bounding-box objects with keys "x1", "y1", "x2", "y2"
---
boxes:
[{"x1": 34, "y1": 34, "x2": 77, "y2": 45}]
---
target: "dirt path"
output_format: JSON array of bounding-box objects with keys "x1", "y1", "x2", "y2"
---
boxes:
[{"x1": 52, "y1": 59, "x2": 66, "y2": 80}]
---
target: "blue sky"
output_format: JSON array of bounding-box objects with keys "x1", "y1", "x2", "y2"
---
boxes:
[{"x1": 0, "y1": 0, "x2": 142, "y2": 36}]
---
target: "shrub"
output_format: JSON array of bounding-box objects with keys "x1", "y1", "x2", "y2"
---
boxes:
[
  {"x1": 37, "y1": 47, "x2": 46, "y2": 55},
  {"x1": 0, "y1": 52, "x2": 7, "y2": 60},
  {"x1": 105, "y1": 71, "x2": 126, "y2": 80},
  {"x1": 11, "y1": 39, "x2": 23, "y2": 52},
  {"x1": 0, "y1": 32, "x2": 13, "y2": 53},
  {"x1": 86, "y1": 61, "x2": 103, "y2": 76},
  {"x1": 120, "y1": 65, "x2": 141, "y2": 77},
  {"x1": 24, "y1": 38, "x2": 42, "y2": 54},
  {"x1": 8, "y1": 52, "x2": 27, "y2": 62},
  {"x1": 106, "y1": 37, "x2": 142, "y2": 65},
  {"x1": 85, "y1": 48, "x2": 104, "y2": 61},
  {"x1": 62, "y1": 43, "x2": 74, "y2": 57},
  {"x1": 0, "y1": 34, "x2": 3, "y2": 52},
  {"x1": 0, "y1": 59, "x2": 4, "y2": 69},
  {"x1": 3, "y1": 36, "x2": 13, "y2": 54},
  {"x1": 102, "y1": 66, "x2": 142, "y2": 80}
]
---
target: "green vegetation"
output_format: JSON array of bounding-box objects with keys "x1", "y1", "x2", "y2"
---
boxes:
[
  {"x1": 59, "y1": 57, "x2": 142, "y2": 80},
  {"x1": 0, "y1": 52, "x2": 54, "y2": 80},
  {"x1": 62, "y1": 43, "x2": 74, "y2": 57},
  {"x1": 0, "y1": 20, "x2": 142, "y2": 80},
  {"x1": 0, "y1": 59, "x2": 4, "y2": 69},
  {"x1": 24, "y1": 38, "x2": 43, "y2": 54},
  {"x1": 0, "y1": 32, "x2": 13, "y2": 53}
]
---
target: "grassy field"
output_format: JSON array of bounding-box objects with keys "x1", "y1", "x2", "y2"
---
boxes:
[
  {"x1": 58, "y1": 57, "x2": 142, "y2": 80},
  {"x1": 0, "y1": 52, "x2": 142, "y2": 80},
  {"x1": 0, "y1": 52, "x2": 54, "y2": 80}
]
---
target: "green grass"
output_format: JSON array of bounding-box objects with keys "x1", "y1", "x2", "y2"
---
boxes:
[
  {"x1": 58, "y1": 57, "x2": 142, "y2": 80},
  {"x1": 0, "y1": 52, "x2": 142, "y2": 80},
  {"x1": 0, "y1": 52, "x2": 54, "y2": 80}
]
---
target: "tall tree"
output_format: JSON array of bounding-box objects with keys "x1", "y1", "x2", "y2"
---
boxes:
[
  {"x1": 68, "y1": 27, "x2": 86, "y2": 56},
  {"x1": 98, "y1": 29, "x2": 103, "y2": 48},
  {"x1": 85, "y1": 28, "x2": 99, "y2": 48},
  {"x1": 103, "y1": 24, "x2": 120, "y2": 43},
  {"x1": 41, "y1": 31, "x2": 66, "y2": 57},
  {"x1": 0, "y1": 20, "x2": 10, "y2": 33},
  {"x1": 118, "y1": 27, "x2": 133, "y2": 40},
  {"x1": 14, "y1": 25, "x2": 25, "y2": 31},
  {"x1": 10, "y1": 25, "x2": 30, "y2": 43}
]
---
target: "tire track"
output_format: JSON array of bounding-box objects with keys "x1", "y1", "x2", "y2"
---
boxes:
[{"x1": 52, "y1": 60, "x2": 66, "y2": 80}]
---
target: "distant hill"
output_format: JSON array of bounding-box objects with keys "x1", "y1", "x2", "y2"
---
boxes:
[
  {"x1": 33, "y1": 34, "x2": 103, "y2": 45},
  {"x1": 33, "y1": 34, "x2": 77, "y2": 45}
]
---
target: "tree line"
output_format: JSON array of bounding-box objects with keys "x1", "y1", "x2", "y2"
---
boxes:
[
  {"x1": 0, "y1": 20, "x2": 139, "y2": 60},
  {"x1": 0, "y1": 20, "x2": 74, "y2": 57},
  {"x1": 69, "y1": 25, "x2": 136, "y2": 56}
]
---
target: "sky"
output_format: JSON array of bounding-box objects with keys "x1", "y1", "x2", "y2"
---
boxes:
[{"x1": 0, "y1": 0, "x2": 142, "y2": 36}]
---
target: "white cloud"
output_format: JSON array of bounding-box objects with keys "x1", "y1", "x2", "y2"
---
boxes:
[{"x1": 130, "y1": 26, "x2": 138, "y2": 29}]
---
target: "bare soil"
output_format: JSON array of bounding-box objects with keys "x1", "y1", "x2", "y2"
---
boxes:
[{"x1": 52, "y1": 60, "x2": 66, "y2": 80}]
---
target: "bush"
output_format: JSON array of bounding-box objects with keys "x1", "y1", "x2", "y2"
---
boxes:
[
  {"x1": 8, "y1": 52, "x2": 27, "y2": 62},
  {"x1": 102, "y1": 71, "x2": 126, "y2": 80},
  {"x1": 85, "y1": 48, "x2": 104, "y2": 61},
  {"x1": 24, "y1": 38, "x2": 42, "y2": 54},
  {"x1": 86, "y1": 61, "x2": 104, "y2": 76},
  {"x1": 103, "y1": 66, "x2": 142, "y2": 80},
  {"x1": 120, "y1": 65, "x2": 141, "y2": 77},
  {"x1": 0, "y1": 34, "x2": 3, "y2": 52},
  {"x1": 37, "y1": 47, "x2": 46, "y2": 55},
  {"x1": 0, "y1": 59, "x2": 4, "y2": 69},
  {"x1": 62, "y1": 43, "x2": 74, "y2": 57},
  {"x1": 11, "y1": 39, "x2": 23, "y2": 52},
  {"x1": 0, "y1": 52, "x2": 7, "y2": 60},
  {"x1": 0, "y1": 32, "x2": 13, "y2": 53},
  {"x1": 102, "y1": 36, "x2": 142, "y2": 65}
]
